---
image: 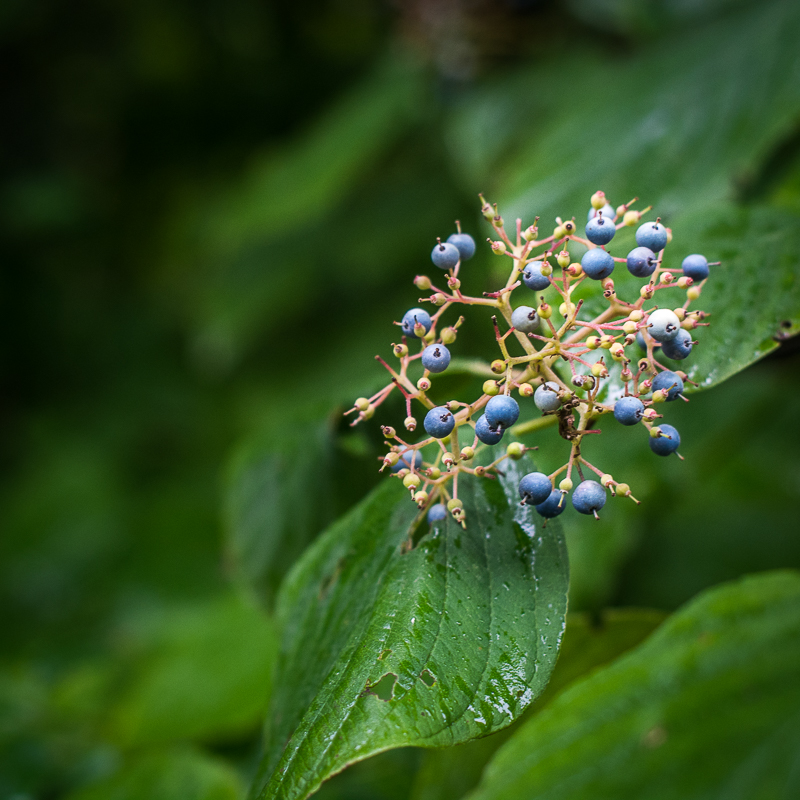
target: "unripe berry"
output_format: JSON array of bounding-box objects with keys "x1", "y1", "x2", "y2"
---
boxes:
[
  {"x1": 629, "y1": 310, "x2": 644, "y2": 322},
  {"x1": 491, "y1": 359, "x2": 506, "y2": 375},
  {"x1": 673, "y1": 307, "x2": 686, "y2": 321},
  {"x1": 586, "y1": 336, "x2": 600, "y2": 350},
  {"x1": 553, "y1": 224, "x2": 566, "y2": 239},
  {"x1": 381, "y1": 426, "x2": 396, "y2": 439},
  {"x1": 441, "y1": 326, "x2": 457, "y2": 344},
  {"x1": 600, "y1": 335, "x2": 614, "y2": 349},
  {"x1": 677, "y1": 276, "x2": 692, "y2": 288},
  {"x1": 590, "y1": 191, "x2": 606, "y2": 209},
  {"x1": 362, "y1": 405, "x2": 375, "y2": 419},
  {"x1": 417, "y1": 377, "x2": 431, "y2": 391},
  {"x1": 447, "y1": 277, "x2": 461, "y2": 290},
  {"x1": 557, "y1": 250, "x2": 571, "y2": 268},
  {"x1": 355, "y1": 397, "x2": 370, "y2": 411},
  {"x1": 483, "y1": 380, "x2": 500, "y2": 396},
  {"x1": 506, "y1": 442, "x2": 525, "y2": 460},
  {"x1": 383, "y1": 452, "x2": 399, "y2": 468},
  {"x1": 610, "y1": 342, "x2": 626, "y2": 361},
  {"x1": 591, "y1": 361, "x2": 608, "y2": 378},
  {"x1": 403, "y1": 473, "x2": 421, "y2": 489},
  {"x1": 659, "y1": 272, "x2": 674, "y2": 285},
  {"x1": 623, "y1": 210, "x2": 641, "y2": 226},
  {"x1": 460, "y1": 446, "x2": 475, "y2": 461},
  {"x1": 414, "y1": 275, "x2": 432, "y2": 290},
  {"x1": 430, "y1": 293, "x2": 447, "y2": 306},
  {"x1": 414, "y1": 490, "x2": 429, "y2": 506},
  {"x1": 404, "y1": 416, "x2": 416, "y2": 431},
  {"x1": 393, "y1": 343, "x2": 408, "y2": 358},
  {"x1": 687, "y1": 286, "x2": 701, "y2": 301},
  {"x1": 563, "y1": 220, "x2": 577, "y2": 235},
  {"x1": 640, "y1": 285, "x2": 655, "y2": 299},
  {"x1": 523, "y1": 225, "x2": 538, "y2": 242},
  {"x1": 623, "y1": 320, "x2": 638, "y2": 334},
  {"x1": 559, "y1": 477, "x2": 573, "y2": 492},
  {"x1": 616, "y1": 483, "x2": 631, "y2": 497},
  {"x1": 650, "y1": 426, "x2": 662, "y2": 438},
  {"x1": 414, "y1": 320, "x2": 429, "y2": 338},
  {"x1": 652, "y1": 389, "x2": 667, "y2": 403},
  {"x1": 643, "y1": 408, "x2": 658, "y2": 421},
  {"x1": 427, "y1": 467, "x2": 441, "y2": 480},
  {"x1": 540, "y1": 261, "x2": 553, "y2": 276},
  {"x1": 559, "y1": 301, "x2": 576, "y2": 317},
  {"x1": 537, "y1": 301, "x2": 552, "y2": 319},
  {"x1": 600, "y1": 473, "x2": 614, "y2": 487},
  {"x1": 447, "y1": 498, "x2": 463, "y2": 512},
  {"x1": 567, "y1": 263, "x2": 583, "y2": 277},
  {"x1": 519, "y1": 382, "x2": 534, "y2": 397},
  {"x1": 490, "y1": 240, "x2": 507, "y2": 255}
]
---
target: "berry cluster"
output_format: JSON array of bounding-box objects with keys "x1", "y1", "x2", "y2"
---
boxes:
[{"x1": 346, "y1": 192, "x2": 716, "y2": 528}]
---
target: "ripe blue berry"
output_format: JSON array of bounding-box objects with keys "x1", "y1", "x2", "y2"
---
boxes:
[
  {"x1": 511, "y1": 305, "x2": 539, "y2": 333},
  {"x1": 534, "y1": 380, "x2": 561, "y2": 412},
  {"x1": 522, "y1": 261, "x2": 551, "y2": 291},
  {"x1": 647, "y1": 309, "x2": 681, "y2": 342},
  {"x1": 427, "y1": 503, "x2": 447, "y2": 524},
  {"x1": 475, "y1": 414, "x2": 504, "y2": 445},
  {"x1": 588, "y1": 203, "x2": 615, "y2": 221},
  {"x1": 518, "y1": 472, "x2": 552, "y2": 506},
  {"x1": 421, "y1": 343, "x2": 451, "y2": 373},
  {"x1": 626, "y1": 246, "x2": 657, "y2": 278},
  {"x1": 581, "y1": 248, "x2": 615, "y2": 280},
  {"x1": 635, "y1": 221, "x2": 668, "y2": 252},
  {"x1": 391, "y1": 450, "x2": 423, "y2": 473},
  {"x1": 424, "y1": 406, "x2": 455, "y2": 438},
  {"x1": 661, "y1": 328, "x2": 693, "y2": 360},
  {"x1": 535, "y1": 487, "x2": 566, "y2": 518},
  {"x1": 431, "y1": 241, "x2": 461, "y2": 270},
  {"x1": 652, "y1": 370, "x2": 684, "y2": 400},
  {"x1": 485, "y1": 395, "x2": 520, "y2": 429},
  {"x1": 614, "y1": 396, "x2": 645, "y2": 426},
  {"x1": 401, "y1": 308, "x2": 432, "y2": 338},
  {"x1": 649, "y1": 423, "x2": 681, "y2": 456},
  {"x1": 447, "y1": 232, "x2": 476, "y2": 261},
  {"x1": 682, "y1": 253, "x2": 709, "y2": 281},
  {"x1": 572, "y1": 480, "x2": 607, "y2": 515},
  {"x1": 585, "y1": 215, "x2": 616, "y2": 246}
]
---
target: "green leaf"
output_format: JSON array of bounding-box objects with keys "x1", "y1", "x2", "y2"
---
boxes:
[
  {"x1": 112, "y1": 592, "x2": 277, "y2": 746},
  {"x1": 410, "y1": 609, "x2": 665, "y2": 800},
  {"x1": 65, "y1": 748, "x2": 244, "y2": 800},
  {"x1": 466, "y1": 571, "x2": 800, "y2": 800},
  {"x1": 250, "y1": 443, "x2": 569, "y2": 800}
]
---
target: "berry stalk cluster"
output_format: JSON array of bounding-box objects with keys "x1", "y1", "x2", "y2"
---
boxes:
[{"x1": 346, "y1": 192, "x2": 716, "y2": 528}]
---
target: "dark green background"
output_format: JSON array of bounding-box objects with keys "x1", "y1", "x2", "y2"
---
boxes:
[{"x1": 2, "y1": 0, "x2": 799, "y2": 797}]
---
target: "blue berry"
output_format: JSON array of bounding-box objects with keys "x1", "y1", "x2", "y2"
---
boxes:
[
  {"x1": 535, "y1": 487, "x2": 566, "y2": 518},
  {"x1": 421, "y1": 343, "x2": 451, "y2": 373},
  {"x1": 391, "y1": 450, "x2": 423, "y2": 473},
  {"x1": 635, "y1": 221, "x2": 668, "y2": 252},
  {"x1": 652, "y1": 370, "x2": 684, "y2": 401},
  {"x1": 581, "y1": 248, "x2": 615, "y2": 280},
  {"x1": 661, "y1": 328, "x2": 693, "y2": 360},
  {"x1": 534, "y1": 380, "x2": 561, "y2": 412},
  {"x1": 485, "y1": 395, "x2": 520, "y2": 430},
  {"x1": 636, "y1": 331, "x2": 661, "y2": 352},
  {"x1": 647, "y1": 309, "x2": 681, "y2": 342},
  {"x1": 427, "y1": 503, "x2": 447, "y2": 524},
  {"x1": 585, "y1": 215, "x2": 616, "y2": 246},
  {"x1": 431, "y1": 241, "x2": 461, "y2": 270},
  {"x1": 475, "y1": 414, "x2": 504, "y2": 445},
  {"x1": 572, "y1": 480, "x2": 607, "y2": 515},
  {"x1": 649, "y1": 423, "x2": 680, "y2": 456},
  {"x1": 588, "y1": 203, "x2": 615, "y2": 222},
  {"x1": 518, "y1": 472, "x2": 552, "y2": 506},
  {"x1": 522, "y1": 261, "x2": 551, "y2": 291},
  {"x1": 447, "y1": 232, "x2": 476, "y2": 261},
  {"x1": 401, "y1": 308, "x2": 432, "y2": 338},
  {"x1": 424, "y1": 406, "x2": 455, "y2": 439},
  {"x1": 511, "y1": 305, "x2": 539, "y2": 333},
  {"x1": 614, "y1": 396, "x2": 645, "y2": 426},
  {"x1": 626, "y1": 246, "x2": 657, "y2": 278},
  {"x1": 682, "y1": 254, "x2": 709, "y2": 281}
]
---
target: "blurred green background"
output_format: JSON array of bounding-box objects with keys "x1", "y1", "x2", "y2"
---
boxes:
[{"x1": 2, "y1": 0, "x2": 799, "y2": 797}]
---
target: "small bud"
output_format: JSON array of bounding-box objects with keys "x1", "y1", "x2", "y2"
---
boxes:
[
  {"x1": 403, "y1": 473, "x2": 421, "y2": 490},
  {"x1": 600, "y1": 473, "x2": 614, "y2": 488},
  {"x1": 430, "y1": 293, "x2": 447, "y2": 306},
  {"x1": 629, "y1": 309, "x2": 644, "y2": 322},
  {"x1": 506, "y1": 442, "x2": 525, "y2": 460},
  {"x1": 687, "y1": 286, "x2": 701, "y2": 301},
  {"x1": 557, "y1": 250, "x2": 571, "y2": 268},
  {"x1": 417, "y1": 377, "x2": 431, "y2": 391},
  {"x1": 590, "y1": 190, "x2": 606, "y2": 210},
  {"x1": 414, "y1": 275, "x2": 432, "y2": 290},
  {"x1": 381, "y1": 426, "x2": 396, "y2": 439},
  {"x1": 447, "y1": 498, "x2": 463, "y2": 512},
  {"x1": 490, "y1": 240, "x2": 507, "y2": 255},
  {"x1": 586, "y1": 336, "x2": 600, "y2": 350},
  {"x1": 559, "y1": 477, "x2": 573, "y2": 492},
  {"x1": 441, "y1": 326, "x2": 457, "y2": 344},
  {"x1": 414, "y1": 490, "x2": 429, "y2": 506},
  {"x1": 393, "y1": 342, "x2": 408, "y2": 358},
  {"x1": 460, "y1": 446, "x2": 475, "y2": 461},
  {"x1": 538, "y1": 301, "x2": 552, "y2": 319},
  {"x1": 404, "y1": 416, "x2": 417, "y2": 431},
  {"x1": 519, "y1": 382, "x2": 534, "y2": 397},
  {"x1": 355, "y1": 397, "x2": 370, "y2": 411},
  {"x1": 623, "y1": 210, "x2": 641, "y2": 226},
  {"x1": 483, "y1": 380, "x2": 500, "y2": 396},
  {"x1": 491, "y1": 359, "x2": 506, "y2": 375}
]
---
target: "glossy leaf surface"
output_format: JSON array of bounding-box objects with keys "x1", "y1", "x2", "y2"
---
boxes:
[
  {"x1": 250, "y1": 444, "x2": 569, "y2": 800},
  {"x1": 467, "y1": 571, "x2": 800, "y2": 800}
]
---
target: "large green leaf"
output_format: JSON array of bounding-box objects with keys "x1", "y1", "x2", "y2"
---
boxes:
[
  {"x1": 410, "y1": 609, "x2": 665, "y2": 800},
  {"x1": 249, "y1": 444, "x2": 569, "y2": 800},
  {"x1": 466, "y1": 570, "x2": 800, "y2": 800},
  {"x1": 446, "y1": 0, "x2": 800, "y2": 392}
]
